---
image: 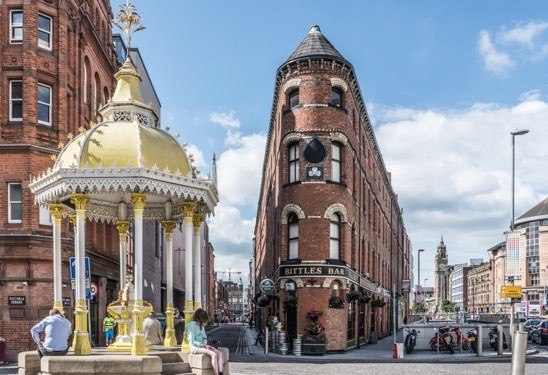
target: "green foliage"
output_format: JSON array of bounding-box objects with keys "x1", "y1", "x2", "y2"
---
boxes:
[
  {"x1": 441, "y1": 299, "x2": 455, "y2": 313},
  {"x1": 412, "y1": 301, "x2": 425, "y2": 313}
]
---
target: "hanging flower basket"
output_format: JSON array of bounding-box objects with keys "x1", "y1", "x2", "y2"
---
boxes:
[
  {"x1": 346, "y1": 290, "x2": 360, "y2": 302},
  {"x1": 372, "y1": 298, "x2": 386, "y2": 308},
  {"x1": 359, "y1": 293, "x2": 372, "y2": 304},
  {"x1": 306, "y1": 309, "x2": 323, "y2": 321},
  {"x1": 329, "y1": 296, "x2": 344, "y2": 308},
  {"x1": 257, "y1": 294, "x2": 270, "y2": 307}
]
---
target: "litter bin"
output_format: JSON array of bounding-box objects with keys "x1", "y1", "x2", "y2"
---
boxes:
[{"x1": 0, "y1": 341, "x2": 5, "y2": 363}]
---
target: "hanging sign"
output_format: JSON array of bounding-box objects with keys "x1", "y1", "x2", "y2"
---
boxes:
[
  {"x1": 259, "y1": 278, "x2": 275, "y2": 294},
  {"x1": 402, "y1": 279, "x2": 410, "y2": 293}
]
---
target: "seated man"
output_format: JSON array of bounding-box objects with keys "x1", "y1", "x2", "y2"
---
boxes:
[
  {"x1": 31, "y1": 308, "x2": 72, "y2": 358},
  {"x1": 143, "y1": 311, "x2": 163, "y2": 345}
]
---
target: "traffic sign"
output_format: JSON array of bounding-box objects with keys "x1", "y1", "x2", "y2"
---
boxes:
[
  {"x1": 501, "y1": 286, "x2": 522, "y2": 299},
  {"x1": 70, "y1": 257, "x2": 90, "y2": 279},
  {"x1": 259, "y1": 278, "x2": 275, "y2": 294},
  {"x1": 90, "y1": 282, "x2": 98, "y2": 297}
]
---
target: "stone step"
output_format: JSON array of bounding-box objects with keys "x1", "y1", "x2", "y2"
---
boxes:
[
  {"x1": 153, "y1": 351, "x2": 188, "y2": 363},
  {"x1": 162, "y1": 362, "x2": 192, "y2": 375}
]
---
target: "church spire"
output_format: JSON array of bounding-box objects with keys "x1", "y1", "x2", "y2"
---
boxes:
[{"x1": 436, "y1": 236, "x2": 447, "y2": 260}]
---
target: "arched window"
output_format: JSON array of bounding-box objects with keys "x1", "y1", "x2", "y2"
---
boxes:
[
  {"x1": 331, "y1": 88, "x2": 342, "y2": 107},
  {"x1": 93, "y1": 73, "x2": 100, "y2": 115},
  {"x1": 288, "y1": 142, "x2": 299, "y2": 183},
  {"x1": 330, "y1": 213, "x2": 341, "y2": 259},
  {"x1": 83, "y1": 57, "x2": 91, "y2": 104},
  {"x1": 103, "y1": 87, "x2": 109, "y2": 106},
  {"x1": 288, "y1": 89, "x2": 299, "y2": 109},
  {"x1": 288, "y1": 213, "x2": 299, "y2": 259},
  {"x1": 331, "y1": 280, "x2": 341, "y2": 298},
  {"x1": 331, "y1": 142, "x2": 341, "y2": 182}
]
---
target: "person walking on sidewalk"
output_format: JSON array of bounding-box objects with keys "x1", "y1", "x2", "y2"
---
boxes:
[
  {"x1": 30, "y1": 308, "x2": 71, "y2": 358},
  {"x1": 187, "y1": 308, "x2": 224, "y2": 375},
  {"x1": 103, "y1": 312, "x2": 117, "y2": 346}
]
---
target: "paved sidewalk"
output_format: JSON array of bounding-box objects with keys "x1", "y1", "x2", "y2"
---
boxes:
[{"x1": 243, "y1": 327, "x2": 536, "y2": 363}]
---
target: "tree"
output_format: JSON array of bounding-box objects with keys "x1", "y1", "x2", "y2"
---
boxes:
[
  {"x1": 441, "y1": 299, "x2": 455, "y2": 313},
  {"x1": 412, "y1": 301, "x2": 425, "y2": 313}
]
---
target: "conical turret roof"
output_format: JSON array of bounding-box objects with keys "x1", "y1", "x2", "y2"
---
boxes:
[{"x1": 285, "y1": 25, "x2": 346, "y2": 64}]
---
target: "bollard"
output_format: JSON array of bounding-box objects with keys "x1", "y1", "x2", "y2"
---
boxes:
[
  {"x1": 265, "y1": 326, "x2": 269, "y2": 354},
  {"x1": 477, "y1": 325, "x2": 483, "y2": 357},
  {"x1": 497, "y1": 324, "x2": 504, "y2": 355},
  {"x1": 510, "y1": 331, "x2": 527, "y2": 375}
]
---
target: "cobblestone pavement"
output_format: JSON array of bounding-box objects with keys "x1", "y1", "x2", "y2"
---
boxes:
[{"x1": 229, "y1": 361, "x2": 548, "y2": 375}]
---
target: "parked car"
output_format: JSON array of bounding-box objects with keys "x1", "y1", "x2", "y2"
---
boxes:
[
  {"x1": 525, "y1": 319, "x2": 542, "y2": 340},
  {"x1": 530, "y1": 320, "x2": 548, "y2": 345}
]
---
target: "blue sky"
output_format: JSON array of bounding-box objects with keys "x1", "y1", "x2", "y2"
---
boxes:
[{"x1": 115, "y1": 1, "x2": 548, "y2": 288}]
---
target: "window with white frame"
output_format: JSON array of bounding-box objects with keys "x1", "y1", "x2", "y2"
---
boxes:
[
  {"x1": 10, "y1": 10, "x2": 23, "y2": 44},
  {"x1": 330, "y1": 213, "x2": 341, "y2": 259},
  {"x1": 38, "y1": 83, "x2": 52, "y2": 125},
  {"x1": 288, "y1": 143, "x2": 299, "y2": 183},
  {"x1": 38, "y1": 13, "x2": 52, "y2": 50},
  {"x1": 39, "y1": 206, "x2": 52, "y2": 225},
  {"x1": 288, "y1": 213, "x2": 299, "y2": 259},
  {"x1": 8, "y1": 183, "x2": 22, "y2": 223},
  {"x1": 331, "y1": 143, "x2": 341, "y2": 182},
  {"x1": 9, "y1": 80, "x2": 23, "y2": 121}
]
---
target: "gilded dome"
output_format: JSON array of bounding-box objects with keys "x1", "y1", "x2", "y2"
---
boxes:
[
  {"x1": 54, "y1": 121, "x2": 191, "y2": 175},
  {"x1": 54, "y1": 58, "x2": 191, "y2": 176}
]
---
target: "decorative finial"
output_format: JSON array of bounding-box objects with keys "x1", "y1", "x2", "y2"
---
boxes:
[{"x1": 112, "y1": 0, "x2": 145, "y2": 58}]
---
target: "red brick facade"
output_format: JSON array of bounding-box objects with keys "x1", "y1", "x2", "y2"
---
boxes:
[
  {"x1": 0, "y1": 0, "x2": 116, "y2": 359},
  {"x1": 254, "y1": 27, "x2": 412, "y2": 351}
]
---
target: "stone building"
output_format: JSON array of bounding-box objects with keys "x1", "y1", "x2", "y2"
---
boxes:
[
  {"x1": 253, "y1": 25, "x2": 411, "y2": 351},
  {"x1": 488, "y1": 242, "x2": 508, "y2": 314},
  {"x1": 513, "y1": 197, "x2": 548, "y2": 316},
  {"x1": 467, "y1": 260, "x2": 493, "y2": 314},
  {"x1": 0, "y1": 0, "x2": 116, "y2": 359}
]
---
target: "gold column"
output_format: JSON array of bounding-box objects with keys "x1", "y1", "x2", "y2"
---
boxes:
[
  {"x1": 180, "y1": 202, "x2": 196, "y2": 353},
  {"x1": 130, "y1": 193, "x2": 149, "y2": 356},
  {"x1": 193, "y1": 213, "x2": 205, "y2": 309},
  {"x1": 50, "y1": 204, "x2": 65, "y2": 314},
  {"x1": 70, "y1": 194, "x2": 91, "y2": 355},
  {"x1": 162, "y1": 220, "x2": 177, "y2": 347}
]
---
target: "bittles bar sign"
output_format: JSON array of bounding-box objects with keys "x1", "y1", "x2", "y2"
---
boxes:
[{"x1": 274, "y1": 264, "x2": 385, "y2": 295}]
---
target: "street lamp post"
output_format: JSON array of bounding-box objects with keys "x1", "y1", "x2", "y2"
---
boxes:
[
  {"x1": 511, "y1": 129, "x2": 529, "y2": 231},
  {"x1": 509, "y1": 129, "x2": 528, "y2": 336}
]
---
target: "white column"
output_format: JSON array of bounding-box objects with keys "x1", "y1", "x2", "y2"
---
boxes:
[
  {"x1": 116, "y1": 221, "x2": 129, "y2": 287},
  {"x1": 162, "y1": 220, "x2": 177, "y2": 346},
  {"x1": 49, "y1": 204, "x2": 65, "y2": 312},
  {"x1": 193, "y1": 214, "x2": 204, "y2": 308},
  {"x1": 130, "y1": 193, "x2": 148, "y2": 355},
  {"x1": 180, "y1": 202, "x2": 196, "y2": 353},
  {"x1": 70, "y1": 194, "x2": 91, "y2": 355}
]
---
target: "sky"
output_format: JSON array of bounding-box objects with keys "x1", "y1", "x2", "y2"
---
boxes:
[{"x1": 113, "y1": 1, "x2": 548, "y2": 288}]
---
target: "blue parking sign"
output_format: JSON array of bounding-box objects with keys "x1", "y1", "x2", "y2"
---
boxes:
[{"x1": 70, "y1": 257, "x2": 90, "y2": 279}]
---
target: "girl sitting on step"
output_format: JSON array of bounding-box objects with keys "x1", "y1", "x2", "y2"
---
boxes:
[{"x1": 187, "y1": 308, "x2": 224, "y2": 375}]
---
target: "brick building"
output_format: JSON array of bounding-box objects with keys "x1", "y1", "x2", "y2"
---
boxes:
[
  {"x1": 0, "y1": 0, "x2": 117, "y2": 359},
  {"x1": 254, "y1": 26, "x2": 411, "y2": 351}
]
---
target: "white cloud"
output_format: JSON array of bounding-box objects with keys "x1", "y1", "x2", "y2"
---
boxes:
[
  {"x1": 477, "y1": 30, "x2": 515, "y2": 75},
  {"x1": 209, "y1": 111, "x2": 241, "y2": 129},
  {"x1": 217, "y1": 132, "x2": 266, "y2": 206},
  {"x1": 498, "y1": 21, "x2": 548, "y2": 48},
  {"x1": 186, "y1": 143, "x2": 208, "y2": 169},
  {"x1": 208, "y1": 202, "x2": 255, "y2": 246},
  {"x1": 375, "y1": 94, "x2": 548, "y2": 283}
]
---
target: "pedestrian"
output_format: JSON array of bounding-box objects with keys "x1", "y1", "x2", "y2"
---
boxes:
[
  {"x1": 249, "y1": 316, "x2": 253, "y2": 329},
  {"x1": 254, "y1": 330, "x2": 263, "y2": 346},
  {"x1": 143, "y1": 311, "x2": 163, "y2": 345},
  {"x1": 174, "y1": 308, "x2": 185, "y2": 345},
  {"x1": 103, "y1": 312, "x2": 117, "y2": 346},
  {"x1": 187, "y1": 308, "x2": 224, "y2": 375},
  {"x1": 403, "y1": 316, "x2": 407, "y2": 325},
  {"x1": 30, "y1": 308, "x2": 72, "y2": 358}
]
